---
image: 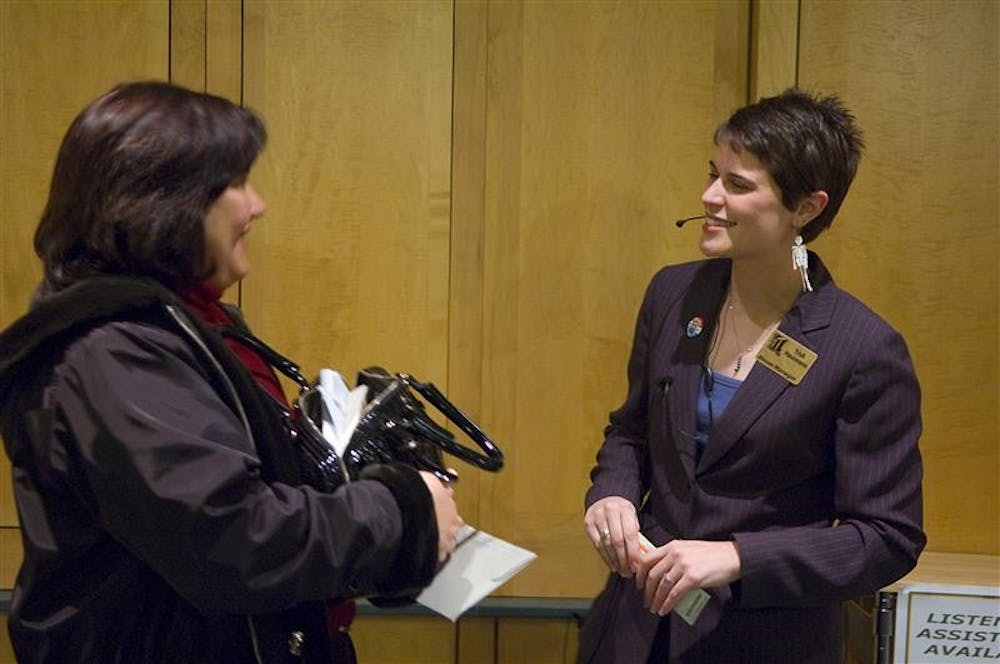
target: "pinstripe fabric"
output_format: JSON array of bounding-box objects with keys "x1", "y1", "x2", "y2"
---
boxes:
[{"x1": 579, "y1": 255, "x2": 925, "y2": 664}]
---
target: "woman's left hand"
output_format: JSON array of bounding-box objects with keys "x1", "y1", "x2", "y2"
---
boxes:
[{"x1": 635, "y1": 539, "x2": 741, "y2": 616}]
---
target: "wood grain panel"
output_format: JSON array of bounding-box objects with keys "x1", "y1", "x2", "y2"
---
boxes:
[
  {"x1": 206, "y1": 0, "x2": 243, "y2": 103},
  {"x1": 0, "y1": 0, "x2": 170, "y2": 529},
  {"x1": 0, "y1": 613, "x2": 12, "y2": 664},
  {"x1": 240, "y1": 0, "x2": 453, "y2": 394},
  {"x1": 170, "y1": 0, "x2": 243, "y2": 100},
  {"x1": 498, "y1": 618, "x2": 578, "y2": 664},
  {"x1": 351, "y1": 615, "x2": 578, "y2": 664},
  {"x1": 478, "y1": 0, "x2": 749, "y2": 597},
  {"x1": 797, "y1": 0, "x2": 999, "y2": 554},
  {"x1": 751, "y1": 0, "x2": 799, "y2": 98},
  {"x1": 351, "y1": 615, "x2": 455, "y2": 663},
  {"x1": 451, "y1": 0, "x2": 491, "y2": 524},
  {"x1": 457, "y1": 617, "x2": 496, "y2": 663},
  {"x1": 714, "y1": 0, "x2": 751, "y2": 118},
  {"x1": 170, "y1": 0, "x2": 206, "y2": 90},
  {"x1": 0, "y1": 529, "x2": 21, "y2": 591},
  {"x1": 0, "y1": 0, "x2": 169, "y2": 326},
  {"x1": 0, "y1": 467, "x2": 10, "y2": 532}
]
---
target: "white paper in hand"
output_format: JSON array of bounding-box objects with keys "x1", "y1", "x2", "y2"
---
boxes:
[
  {"x1": 316, "y1": 369, "x2": 368, "y2": 456},
  {"x1": 416, "y1": 526, "x2": 537, "y2": 621}
]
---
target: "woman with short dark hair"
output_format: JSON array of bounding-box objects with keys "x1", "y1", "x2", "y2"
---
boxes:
[
  {"x1": 0, "y1": 81, "x2": 463, "y2": 663},
  {"x1": 579, "y1": 89, "x2": 925, "y2": 663}
]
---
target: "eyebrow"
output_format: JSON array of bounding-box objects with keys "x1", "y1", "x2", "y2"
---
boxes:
[{"x1": 709, "y1": 160, "x2": 757, "y2": 187}]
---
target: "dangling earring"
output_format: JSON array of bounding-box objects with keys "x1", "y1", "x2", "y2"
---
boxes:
[{"x1": 792, "y1": 235, "x2": 813, "y2": 292}]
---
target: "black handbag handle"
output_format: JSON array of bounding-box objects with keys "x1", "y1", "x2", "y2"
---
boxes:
[
  {"x1": 397, "y1": 373, "x2": 504, "y2": 471},
  {"x1": 349, "y1": 378, "x2": 458, "y2": 485}
]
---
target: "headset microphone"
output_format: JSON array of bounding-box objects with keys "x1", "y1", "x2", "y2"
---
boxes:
[
  {"x1": 675, "y1": 215, "x2": 737, "y2": 228},
  {"x1": 675, "y1": 215, "x2": 706, "y2": 228}
]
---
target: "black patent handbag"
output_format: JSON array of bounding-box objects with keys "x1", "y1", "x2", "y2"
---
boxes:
[{"x1": 222, "y1": 327, "x2": 504, "y2": 492}]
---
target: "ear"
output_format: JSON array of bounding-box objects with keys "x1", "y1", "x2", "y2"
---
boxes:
[{"x1": 795, "y1": 191, "x2": 829, "y2": 229}]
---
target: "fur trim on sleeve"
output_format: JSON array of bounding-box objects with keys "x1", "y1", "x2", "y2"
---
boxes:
[{"x1": 358, "y1": 463, "x2": 439, "y2": 602}]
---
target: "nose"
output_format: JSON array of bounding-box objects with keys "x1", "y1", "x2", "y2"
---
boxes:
[
  {"x1": 247, "y1": 183, "x2": 267, "y2": 218},
  {"x1": 701, "y1": 176, "x2": 724, "y2": 212}
]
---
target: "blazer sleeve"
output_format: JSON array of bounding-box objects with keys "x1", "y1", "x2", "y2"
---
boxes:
[
  {"x1": 53, "y1": 321, "x2": 437, "y2": 614},
  {"x1": 733, "y1": 322, "x2": 926, "y2": 606},
  {"x1": 585, "y1": 273, "x2": 666, "y2": 510}
]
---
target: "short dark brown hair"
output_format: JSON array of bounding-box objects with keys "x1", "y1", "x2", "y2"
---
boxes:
[
  {"x1": 34, "y1": 81, "x2": 267, "y2": 291},
  {"x1": 715, "y1": 88, "x2": 864, "y2": 242}
]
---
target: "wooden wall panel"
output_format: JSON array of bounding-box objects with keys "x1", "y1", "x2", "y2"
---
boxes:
[
  {"x1": 798, "y1": 0, "x2": 999, "y2": 555},
  {"x1": 0, "y1": 0, "x2": 169, "y2": 328},
  {"x1": 456, "y1": 617, "x2": 495, "y2": 663},
  {"x1": 0, "y1": 614, "x2": 12, "y2": 664},
  {"x1": 239, "y1": 0, "x2": 453, "y2": 391},
  {"x1": 0, "y1": 530, "x2": 18, "y2": 600},
  {"x1": 750, "y1": 0, "x2": 799, "y2": 98},
  {"x1": 169, "y1": 0, "x2": 207, "y2": 90},
  {"x1": 350, "y1": 614, "x2": 579, "y2": 664},
  {"x1": 205, "y1": 0, "x2": 243, "y2": 103},
  {"x1": 450, "y1": 0, "x2": 491, "y2": 524},
  {"x1": 351, "y1": 615, "x2": 456, "y2": 663},
  {"x1": 496, "y1": 618, "x2": 578, "y2": 664},
  {"x1": 475, "y1": 0, "x2": 749, "y2": 598},
  {"x1": 0, "y1": 0, "x2": 170, "y2": 544},
  {"x1": 498, "y1": 619, "x2": 578, "y2": 664},
  {"x1": 170, "y1": 0, "x2": 242, "y2": 99}
]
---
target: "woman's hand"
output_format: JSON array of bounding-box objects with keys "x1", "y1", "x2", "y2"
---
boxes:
[
  {"x1": 635, "y1": 539, "x2": 741, "y2": 615},
  {"x1": 584, "y1": 496, "x2": 640, "y2": 577},
  {"x1": 419, "y1": 471, "x2": 463, "y2": 563}
]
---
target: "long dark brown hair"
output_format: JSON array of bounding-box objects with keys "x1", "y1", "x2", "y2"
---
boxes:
[{"x1": 34, "y1": 81, "x2": 267, "y2": 292}]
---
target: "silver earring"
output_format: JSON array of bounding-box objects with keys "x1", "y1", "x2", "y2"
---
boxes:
[{"x1": 792, "y1": 235, "x2": 813, "y2": 292}]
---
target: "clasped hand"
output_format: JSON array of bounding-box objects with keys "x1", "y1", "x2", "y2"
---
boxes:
[
  {"x1": 584, "y1": 496, "x2": 741, "y2": 616},
  {"x1": 420, "y1": 470, "x2": 464, "y2": 563}
]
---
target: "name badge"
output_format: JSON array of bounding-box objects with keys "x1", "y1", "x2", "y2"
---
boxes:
[{"x1": 756, "y1": 331, "x2": 817, "y2": 385}]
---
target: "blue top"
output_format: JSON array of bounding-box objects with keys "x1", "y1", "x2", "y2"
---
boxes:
[{"x1": 695, "y1": 368, "x2": 742, "y2": 452}]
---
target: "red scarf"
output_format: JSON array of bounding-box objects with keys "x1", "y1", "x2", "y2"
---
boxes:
[{"x1": 179, "y1": 282, "x2": 288, "y2": 407}]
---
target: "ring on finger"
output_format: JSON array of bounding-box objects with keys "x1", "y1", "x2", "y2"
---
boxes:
[{"x1": 599, "y1": 528, "x2": 611, "y2": 541}]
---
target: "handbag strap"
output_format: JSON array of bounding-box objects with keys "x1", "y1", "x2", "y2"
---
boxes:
[{"x1": 219, "y1": 326, "x2": 310, "y2": 390}]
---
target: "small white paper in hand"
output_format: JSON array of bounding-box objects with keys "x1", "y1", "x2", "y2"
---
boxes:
[{"x1": 416, "y1": 525, "x2": 537, "y2": 621}]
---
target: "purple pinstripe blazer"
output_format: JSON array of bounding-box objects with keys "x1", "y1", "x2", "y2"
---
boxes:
[{"x1": 579, "y1": 255, "x2": 925, "y2": 664}]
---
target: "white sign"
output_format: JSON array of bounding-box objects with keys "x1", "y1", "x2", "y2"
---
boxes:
[{"x1": 895, "y1": 583, "x2": 1000, "y2": 662}]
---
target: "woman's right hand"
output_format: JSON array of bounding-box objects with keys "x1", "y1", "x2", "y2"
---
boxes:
[
  {"x1": 584, "y1": 496, "x2": 640, "y2": 577},
  {"x1": 419, "y1": 471, "x2": 463, "y2": 563}
]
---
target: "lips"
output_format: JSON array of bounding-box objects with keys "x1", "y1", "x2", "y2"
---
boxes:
[{"x1": 705, "y1": 215, "x2": 736, "y2": 228}]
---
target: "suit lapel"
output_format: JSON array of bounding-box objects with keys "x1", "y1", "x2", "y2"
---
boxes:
[
  {"x1": 664, "y1": 262, "x2": 729, "y2": 479},
  {"x1": 697, "y1": 333, "x2": 796, "y2": 472},
  {"x1": 697, "y1": 253, "x2": 837, "y2": 474}
]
